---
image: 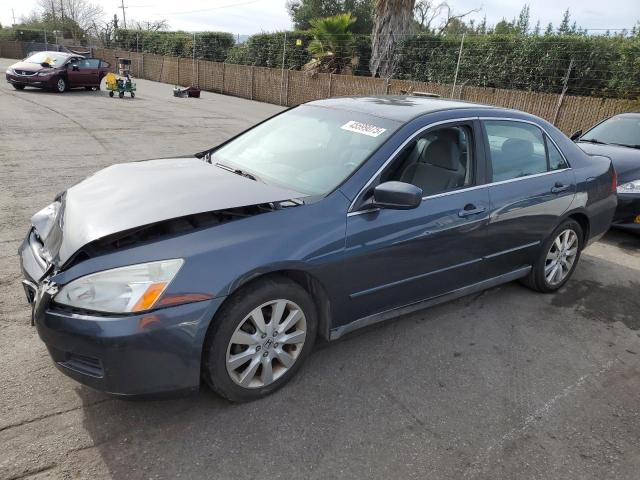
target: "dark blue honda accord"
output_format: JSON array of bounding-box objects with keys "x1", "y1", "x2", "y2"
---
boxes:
[{"x1": 20, "y1": 96, "x2": 617, "y2": 402}]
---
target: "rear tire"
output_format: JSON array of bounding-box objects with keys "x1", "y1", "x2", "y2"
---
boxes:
[
  {"x1": 522, "y1": 219, "x2": 583, "y2": 293},
  {"x1": 109, "y1": 91, "x2": 114, "y2": 97},
  {"x1": 203, "y1": 276, "x2": 317, "y2": 402},
  {"x1": 12, "y1": 84, "x2": 25, "y2": 90}
]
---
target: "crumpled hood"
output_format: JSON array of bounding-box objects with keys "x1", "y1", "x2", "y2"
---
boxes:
[
  {"x1": 577, "y1": 142, "x2": 640, "y2": 184},
  {"x1": 35, "y1": 157, "x2": 307, "y2": 266}
]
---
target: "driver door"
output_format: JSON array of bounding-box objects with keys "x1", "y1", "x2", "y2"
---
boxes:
[
  {"x1": 340, "y1": 120, "x2": 492, "y2": 323},
  {"x1": 66, "y1": 58, "x2": 84, "y2": 87}
]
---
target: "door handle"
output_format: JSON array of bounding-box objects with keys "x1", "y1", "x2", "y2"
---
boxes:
[
  {"x1": 551, "y1": 182, "x2": 570, "y2": 193},
  {"x1": 458, "y1": 204, "x2": 486, "y2": 217}
]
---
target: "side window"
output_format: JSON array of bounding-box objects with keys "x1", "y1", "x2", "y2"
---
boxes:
[
  {"x1": 546, "y1": 136, "x2": 569, "y2": 170},
  {"x1": 383, "y1": 125, "x2": 474, "y2": 197},
  {"x1": 85, "y1": 59, "x2": 100, "y2": 68},
  {"x1": 484, "y1": 120, "x2": 547, "y2": 182}
]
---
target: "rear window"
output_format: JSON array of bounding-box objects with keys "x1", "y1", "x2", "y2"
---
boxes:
[{"x1": 483, "y1": 120, "x2": 568, "y2": 182}]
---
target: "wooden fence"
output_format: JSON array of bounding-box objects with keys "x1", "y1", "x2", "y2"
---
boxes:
[{"x1": 2, "y1": 40, "x2": 638, "y2": 135}]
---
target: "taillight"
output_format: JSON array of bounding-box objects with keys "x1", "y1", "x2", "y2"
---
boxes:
[{"x1": 611, "y1": 168, "x2": 617, "y2": 193}]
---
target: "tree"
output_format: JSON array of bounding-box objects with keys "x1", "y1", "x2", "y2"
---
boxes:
[
  {"x1": 370, "y1": 0, "x2": 415, "y2": 78},
  {"x1": 558, "y1": 9, "x2": 570, "y2": 35},
  {"x1": 532, "y1": 20, "x2": 540, "y2": 36},
  {"x1": 34, "y1": 0, "x2": 104, "y2": 40},
  {"x1": 287, "y1": 0, "x2": 373, "y2": 33},
  {"x1": 129, "y1": 19, "x2": 169, "y2": 32},
  {"x1": 494, "y1": 18, "x2": 517, "y2": 35},
  {"x1": 515, "y1": 4, "x2": 530, "y2": 35},
  {"x1": 304, "y1": 13, "x2": 358, "y2": 73},
  {"x1": 413, "y1": 0, "x2": 446, "y2": 32}
]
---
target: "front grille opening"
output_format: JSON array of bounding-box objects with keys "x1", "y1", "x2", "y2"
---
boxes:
[{"x1": 60, "y1": 353, "x2": 104, "y2": 378}]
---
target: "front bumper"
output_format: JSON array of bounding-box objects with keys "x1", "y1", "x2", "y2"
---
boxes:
[
  {"x1": 36, "y1": 299, "x2": 222, "y2": 396},
  {"x1": 19, "y1": 229, "x2": 225, "y2": 396},
  {"x1": 613, "y1": 193, "x2": 640, "y2": 233},
  {"x1": 6, "y1": 72, "x2": 56, "y2": 88}
]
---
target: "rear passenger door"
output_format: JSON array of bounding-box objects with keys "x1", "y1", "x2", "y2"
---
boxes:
[
  {"x1": 81, "y1": 59, "x2": 102, "y2": 85},
  {"x1": 481, "y1": 119, "x2": 576, "y2": 277}
]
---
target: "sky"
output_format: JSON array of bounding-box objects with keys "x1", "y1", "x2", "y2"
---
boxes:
[{"x1": 1, "y1": 0, "x2": 638, "y2": 35}]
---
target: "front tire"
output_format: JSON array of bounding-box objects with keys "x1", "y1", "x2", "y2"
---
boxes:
[
  {"x1": 203, "y1": 276, "x2": 317, "y2": 402},
  {"x1": 55, "y1": 77, "x2": 66, "y2": 93},
  {"x1": 522, "y1": 219, "x2": 583, "y2": 293},
  {"x1": 12, "y1": 84, "x2": 25, "y2": 90}
]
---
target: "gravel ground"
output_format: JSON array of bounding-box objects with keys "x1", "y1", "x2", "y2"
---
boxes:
[{"x1": 1, "y1": 58, "x2": 640, "y2": 480}]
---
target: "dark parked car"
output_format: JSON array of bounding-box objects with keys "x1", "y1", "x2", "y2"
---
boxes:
[
  {"x1": 6, "y1": 51, "x2": 110, "y2": 93},
  {"x1": 572, "y1": 112, "x2": 640, "y2": 233},
  {"x1": 19, "y1": 97, "x2": 617, "y2": 402}
]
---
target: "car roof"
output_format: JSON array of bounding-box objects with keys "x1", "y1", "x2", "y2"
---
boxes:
[{"x1": 306, "y1": 95, "x2": 497, "y2": 122}]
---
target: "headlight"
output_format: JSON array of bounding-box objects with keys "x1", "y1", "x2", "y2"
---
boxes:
[
  {"x1": 6, "y1": 68, "x2": 15, "y2": 74},
  {"x1": 54, "y1": 259, "x2": 184, "y2": 314},
  {"x1": 37, "y1": 71, "x2": 52, "y2": 77},
  {"x1": 617, "y1": 179, "x2": 640, "y2": 194}
]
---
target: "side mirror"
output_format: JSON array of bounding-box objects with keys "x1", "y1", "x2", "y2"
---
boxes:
[
  {"x1": 570, "y1": 130, "x2": 582, "y2": 141},
  {"x1": 71, "y1": 64, "x2": 79, "y2": 71},
  {"x1": 372, "y1": 181, "x2": 422, "y2": 210}
]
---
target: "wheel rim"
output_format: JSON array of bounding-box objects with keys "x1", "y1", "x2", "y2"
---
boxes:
[
  {"x1": 57, "y1": 79, "x2": 65, "y2": 92},
  {"x1": 545, "y1": 229, "x2": 578, "y2": 286},
  {"x1": 226, "y1": 299, "x2": 307, "y2": 389}
]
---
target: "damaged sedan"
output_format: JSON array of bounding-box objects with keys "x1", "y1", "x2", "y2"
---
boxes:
[{"x1": 20, "y1": 97, "x2": 617, "y2": 402}]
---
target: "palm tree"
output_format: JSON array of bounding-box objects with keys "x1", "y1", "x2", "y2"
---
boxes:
[
  {"x1": 304, "y1": 13, "x2": 359, "y2": 75},
  {"x1": 370, "y1": 0, "x2": 416, "y2": 78}
]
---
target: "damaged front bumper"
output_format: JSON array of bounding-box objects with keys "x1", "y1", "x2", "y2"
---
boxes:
[{"x1": 19, "y1": 228, "x2": 225, "y2": 396}]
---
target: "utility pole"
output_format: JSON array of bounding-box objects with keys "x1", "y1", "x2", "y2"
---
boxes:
[
  {"x1": 12, "y1": 8, "x2": 16, "y2": 26},
  {"x1": 120, "y1": 0, "x2": 127, "y2": 29},
  {"x1": 451, "y1": 33, "x2": 465, "y2": 98}
]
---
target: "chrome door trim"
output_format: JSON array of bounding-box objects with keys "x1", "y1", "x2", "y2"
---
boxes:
[{"x1": 348, "y1": 115, "x2": 573, "y2": 216}]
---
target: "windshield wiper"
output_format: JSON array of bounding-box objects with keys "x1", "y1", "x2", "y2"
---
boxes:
[
  {"x1": 579, "y1": 138, "x2": 607, "y2": 145},
  {"x1": 214, "y1": 162, "x2": 260, "y2": 182},
  {"x1": 610, "y1": 143, "x2": 640, "y2": 149}
]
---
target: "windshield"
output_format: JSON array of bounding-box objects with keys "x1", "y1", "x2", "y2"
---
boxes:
[
  {"x1": 24, "y1": 52, "x2": 69, "y2": 66},
  {"x1": 581, "y1": 116, "x2": 640, "y2": 148},
  {"x1": 212, "y1": 105, "x2": 400, "y2": 195}
]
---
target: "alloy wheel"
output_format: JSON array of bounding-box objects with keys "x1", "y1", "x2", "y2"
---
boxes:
[
  {"x1": 545, "y1": 229, "x2": 578, "y2": 286},
  {"x1": 226, "y1": 299, "x2": 307, "y2": 389},
  {"x1": 56, "y1": 78, "x2": 66, "y2": 92}
]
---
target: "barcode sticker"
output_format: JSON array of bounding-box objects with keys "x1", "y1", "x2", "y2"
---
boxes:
[{"x1": 341, "y1": 121, "x2": 387, "y2": 137}]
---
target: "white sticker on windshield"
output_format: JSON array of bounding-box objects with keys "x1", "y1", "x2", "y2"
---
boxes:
[{"x1": 341, "y1": 120, "x2": 387, "y2": 137}]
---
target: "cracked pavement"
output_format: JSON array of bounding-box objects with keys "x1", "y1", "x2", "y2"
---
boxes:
[{"x1": 1, "y1": 58, "x2": 640, "y2": 479}]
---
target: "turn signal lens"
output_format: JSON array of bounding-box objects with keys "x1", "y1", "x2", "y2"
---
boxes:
[{"x1": 132, "y1": 282, "x2": 168, "y2": 312}]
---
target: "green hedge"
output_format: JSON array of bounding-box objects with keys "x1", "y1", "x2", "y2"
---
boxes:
[
  {"x1": 114, "y1": 30, "x2": 234, "y2": 62},
  {"x1": 396, "y1": 33, "x2": 640, "y2": 99}
]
